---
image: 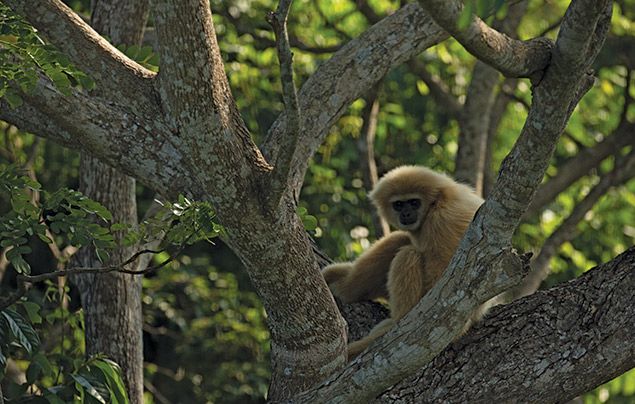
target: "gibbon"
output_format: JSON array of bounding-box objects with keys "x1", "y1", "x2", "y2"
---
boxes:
[{"x1": 322, "y1": 165, "x2": 484, "y2": 359}]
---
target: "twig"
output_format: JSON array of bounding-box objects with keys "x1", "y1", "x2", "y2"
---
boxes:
[
  {"x1": 619, "y1": 69, "x2": 633, "y2": 124},
  {"x1": 266, "y1": 0, "x2": 302, "y2": 209},
  {"x1": 510, "y1": 149, "x2": 635, "y2": 301},
  {"x1": 0, "y1": 247, "x2": 178, "y2": 311}
]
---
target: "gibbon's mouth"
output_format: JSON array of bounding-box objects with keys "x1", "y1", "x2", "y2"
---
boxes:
[{"x1": 399, "y1": 221, "x2": 420, "y2": 230}]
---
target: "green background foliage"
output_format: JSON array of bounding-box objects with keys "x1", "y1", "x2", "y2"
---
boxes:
[{"x1": 1, "y1": 0, "x2": 634, "y2": 402}]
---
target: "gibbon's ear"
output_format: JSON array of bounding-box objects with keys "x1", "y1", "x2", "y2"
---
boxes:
[{"x1": 434, "y1": 185, "x2": 459, "y2": 209}]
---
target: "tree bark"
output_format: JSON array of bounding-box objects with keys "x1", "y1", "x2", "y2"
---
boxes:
[
  {"x1": 0, "y1": 1, "x2": 622, "y2": 402},
  {"x1": 71, "y1": 2, "x2": 149, "y2": 403},
  {"x1": 377, "y1": 246, "x2": 635, "y2": 403},
  {"x1": 72, "y1": 157, "x2": 143, "y2": 403}
]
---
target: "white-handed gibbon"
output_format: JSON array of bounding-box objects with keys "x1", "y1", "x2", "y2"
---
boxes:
[{"x1": 322, "y1": 165, "x2": 484, "y2": 359}]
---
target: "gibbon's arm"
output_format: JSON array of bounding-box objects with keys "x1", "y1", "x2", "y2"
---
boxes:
[{"x1": 322, "y1": 231, "x2": 411, "y2": 303}]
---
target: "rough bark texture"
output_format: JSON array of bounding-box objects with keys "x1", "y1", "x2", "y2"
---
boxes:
[
  {"x1": 0, "y1": 0, "x2": 623, "y2": 402},
  {"x1": 416, "y1": 0, "x2": 552, "y2": 78},
  {"x1": 0, "y1": 3, "x2": 455, "y2": 397},
  {"x1": 290, "y1": 1, "x2": 612, "y2": 402},
  {"x1": 377, "y1": 246, "x2": 635, "y2": 403},
  {"x1": 151, "y1": 2, "x2": 347, "y2": 399},
  {"x1": 70, "y1": 2, "x2": 149, "y2": 402},
  {"x1": 72, "y1": 157, "x2": 143, "y2": 403}
]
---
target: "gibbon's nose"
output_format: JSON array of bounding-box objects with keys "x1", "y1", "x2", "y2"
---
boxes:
[{"x1": 400, "y1": 212, "x2": 416, "y2": 225}]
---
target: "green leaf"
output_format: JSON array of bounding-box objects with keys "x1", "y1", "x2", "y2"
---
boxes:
[
  {"x1": 92, "y1": 358, "x2": 129, "y2": 404},
  {"x1": 457, "y1": 1, "x2": 473, "y2": 30},
  {"x1": 72, "y1": 374, "x2": 107, "y2": 404},
  {"x1": 1, "y1": 308, "x2": 40, "y2": 355},
  {"x1": 22, "y1": 301, "x2": 42, "y2": 324}
]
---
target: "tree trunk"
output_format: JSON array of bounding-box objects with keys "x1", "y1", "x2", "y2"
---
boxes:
[
  {"x1": 71, "y1": 2, "x2": 149, "y2": 403},
  {"x1": 73, "y1": 156, "x2": 143, "y2": 403}
]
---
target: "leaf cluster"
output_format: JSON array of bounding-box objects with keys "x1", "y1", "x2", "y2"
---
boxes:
[
  {"x1": 0, "y1": 299, "x2": 129, "y2": 403},
  {"x1": 0, "y1": 5, "x2": 94, "y2": 108},
  {"x1": 0, "y1": 165, "x2": 114, "y2": 273}
]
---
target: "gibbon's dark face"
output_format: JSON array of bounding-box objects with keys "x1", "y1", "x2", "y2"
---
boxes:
[{"x1": 389, "y1": 194, "x2": 425, "y2": 231}]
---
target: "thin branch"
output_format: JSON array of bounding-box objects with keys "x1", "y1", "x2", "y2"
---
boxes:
[
  {"x1": 455, "y1": 60, "x2": 501, "y2": 195},
  {"x1": 0, "y1": 247, "x2": 176, "y2": 311},
  {"x1": 538, "y1": 17, "x2": 563, "y2": 37},
  {"x1": 525, "y1": 121, "x2": 635, "y2": 218},
  {"x1": 415, "y1": 0, "x2": 553, "y2": 78},
  {"x1": 407, "y1": 60, "x2": 462, "y2": 117},
  {"x1": 512, "y1": 149, "x2": 635, "y2": 300},
  {"x1": 262, "y1": 3, "x2": 449, "y2": 198},
  {"x1": 266, "y1": 0, "x2": 302, "y2": 209},
  {"x1": 355, "y1": 0, "x2": 383, "y2": 25},
  {"x1": 357, "y1": 85, "x2": 390, "y2": 238},
  {"x1": 619, "y1": 69, "x2": 633, "y2": 125}
]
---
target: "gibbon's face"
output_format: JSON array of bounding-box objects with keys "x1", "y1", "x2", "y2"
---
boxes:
[{"x1": 388, "y1": 193, "x2": 426, "y2": 231}]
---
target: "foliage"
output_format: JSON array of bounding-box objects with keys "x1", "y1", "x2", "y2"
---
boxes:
[
  {"x1": 0, "y1": 164, "x2": 114, "y2": 273},
  {"x1": 1, "y1": 0, "x2": 634, "y2": 402},
  {"x1": 143, "y1": 258, "x2": 270, "y2": 404},
  {"x1": 0, "y1": 4, "x2": 94, "y2": 108},
  {"x1": 1, "y1": 294, "x2": 129, "y2": 403}
]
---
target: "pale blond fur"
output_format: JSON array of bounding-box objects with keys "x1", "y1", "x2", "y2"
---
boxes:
[{"x1": 322, "y1": 166, "x2": 484, "y2": 359}]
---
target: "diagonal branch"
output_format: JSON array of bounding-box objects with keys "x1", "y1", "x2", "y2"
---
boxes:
[
  {"x1": 513, "y1": 149, "x2": 635, "y2": 300},
  {"x1": 266, "y1": 0, "x2": 302, "y2": 208},
  {"x1": 416, "y1": 0, "x2": 553, "y2": 78},
  {"x1": 3, "y1": 0, "x2": 157, "y2": 113},
  {"x1": 378, "y1": 246, "x2": 635, "y2": 402},
  {"x1": 262, "y1": 3, "x2": 448, "y2": 197},
  {"x1": 525, "y1": 121, "x2": 635, "y2": 218},
  {"x1": 292, "y1": 1, "x2": 612, "y2": 402}
]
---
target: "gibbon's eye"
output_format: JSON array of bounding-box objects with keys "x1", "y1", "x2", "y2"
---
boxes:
[
  {"x1": 407, "y1": 199, "x2": 421, "y2": 209},
  {"x1": 392, "y1": 200, "x2": 404, "y2": 211}
]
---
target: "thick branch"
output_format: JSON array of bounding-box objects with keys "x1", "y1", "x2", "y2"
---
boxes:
[
  {"x1": 378, "y1": 247, "x2": 635, "y2": 402},
  {"x1": 262, "y1": 3, "x2": 448, "y2": 197},
  {"x1": 3, "y1": 0, "x2": 156, "y2": 113},
  {"x1": 152, "y1": 0, "x2": 270, "y2": 198},
  {"x1": 291, "y1": 2, "x2": 612, "y2": 402},
  {"x1": 416, "y1": 0, "x2": 552, "y2": 78},
  {"x1": 0, "y1": 82, "x2": 196, "y2": 199}
]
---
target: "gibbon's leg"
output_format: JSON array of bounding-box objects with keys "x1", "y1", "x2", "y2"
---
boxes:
[
  {"x1": 347, "y1": 318, "x2": 393, "y2": 359},
  {"x1": 347, "y1": 246, "x2": 445, "y2": 360},
  {"x1": 322, "y1": 231, "x2": 411, "y2": 304}
]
